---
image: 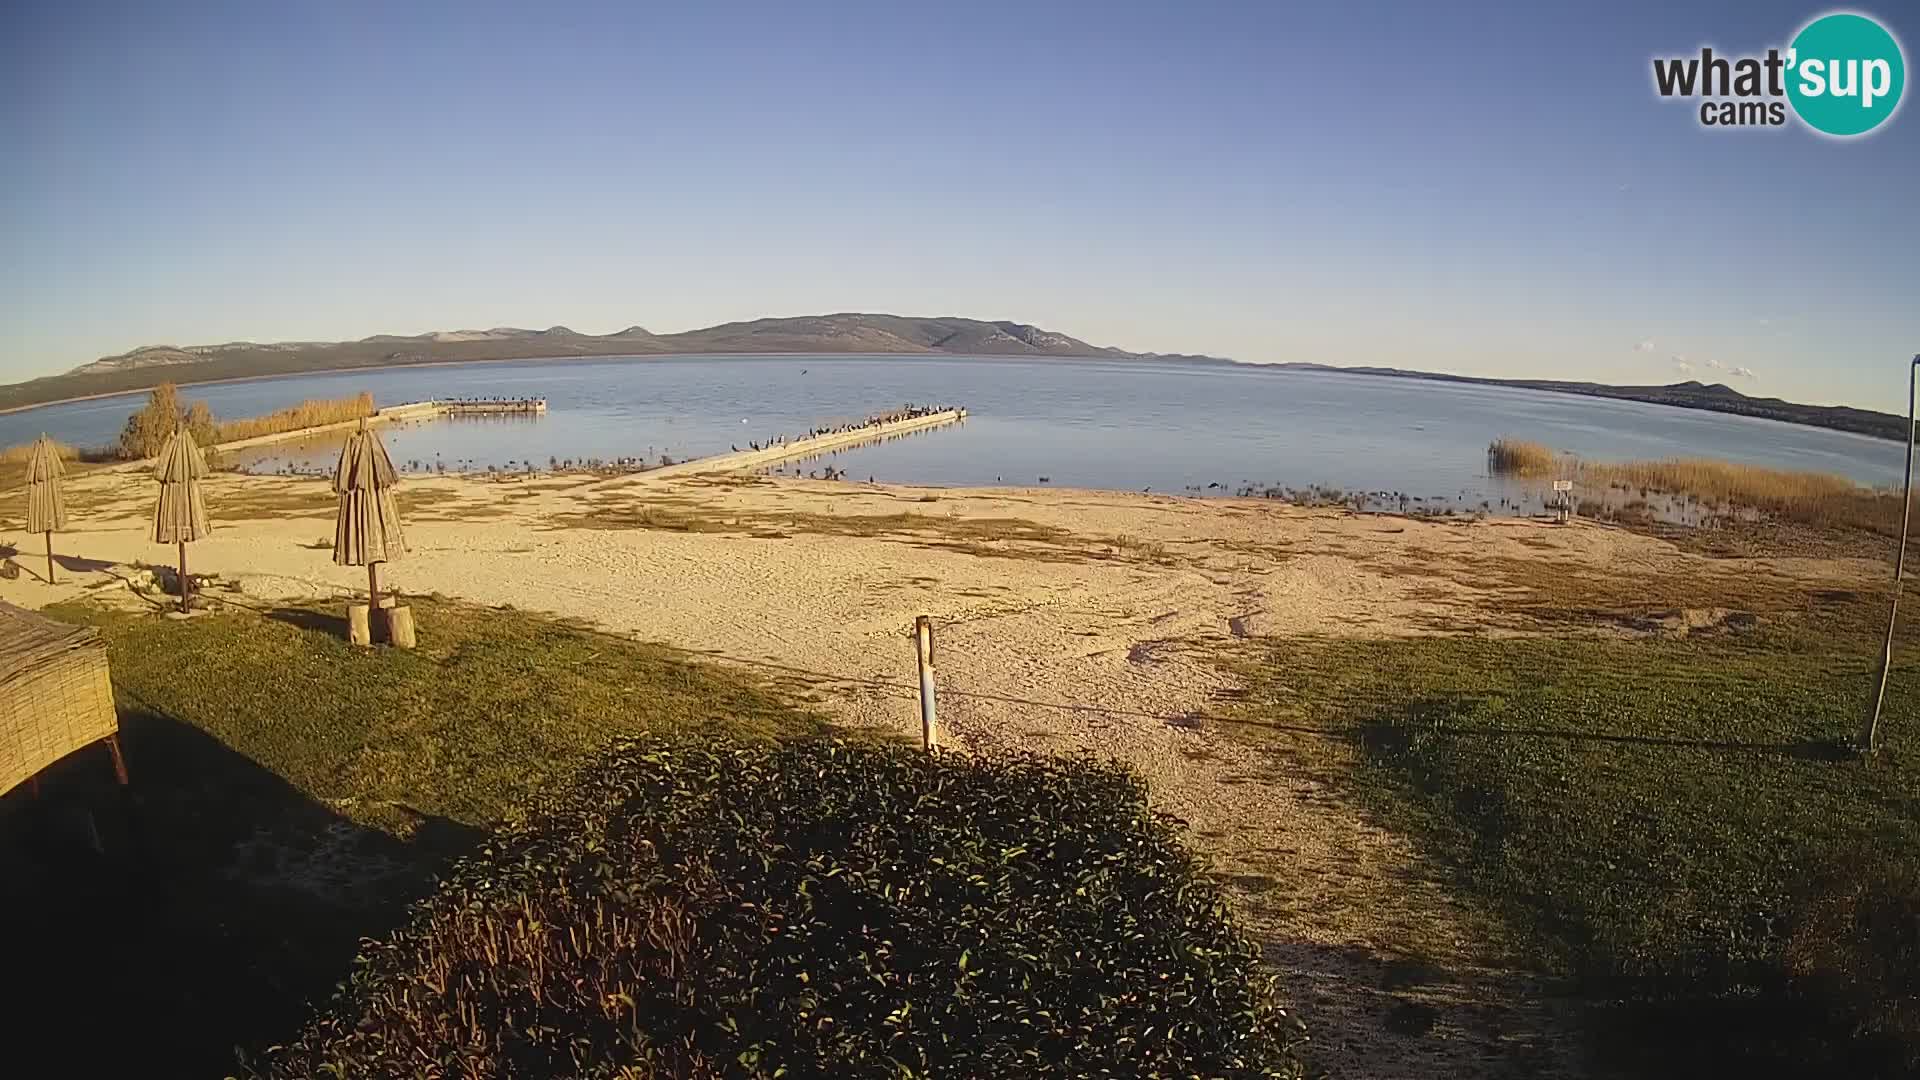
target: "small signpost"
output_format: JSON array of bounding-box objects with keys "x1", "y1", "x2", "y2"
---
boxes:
[
  {"x1": 915, "y1": 615, "x2": 938, "y2": 751},
  {"x1": 1552, "y1": 479, "x2": 1573, "y2": 524}
]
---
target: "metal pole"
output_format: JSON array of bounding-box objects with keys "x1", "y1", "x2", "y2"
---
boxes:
[
  {"x1": 1863, "y1": 354, "x2": 1920, "y2": 754},
  {"x1": 915, "y1": 615, "x2": 937, "y2": 751}
]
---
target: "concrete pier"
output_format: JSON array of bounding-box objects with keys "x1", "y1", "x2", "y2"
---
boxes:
[
  {"x1": 435, "y1": 398, "x2": 548, "y2": 416},
  {"x1": 635, "y1": 409, "x2": 967, "y2": 481},
  {"x1": 202, "y1": 397, "x2": 963, "y2": 479}
]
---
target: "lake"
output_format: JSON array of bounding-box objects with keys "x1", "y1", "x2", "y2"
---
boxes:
[{"x1": 0, "y1": 355, "x2": 1903, "y2": 508}]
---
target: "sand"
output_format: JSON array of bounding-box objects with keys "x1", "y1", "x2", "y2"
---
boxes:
[{"x1": 0, "y1": 467, "x2": 1885, "y2": 1078}]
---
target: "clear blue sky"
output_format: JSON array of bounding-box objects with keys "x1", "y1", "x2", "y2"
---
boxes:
[{"x1": 3, "y1": 0, "x2": 1915, "y2": 409}]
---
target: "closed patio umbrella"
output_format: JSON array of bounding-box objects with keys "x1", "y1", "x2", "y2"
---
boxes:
[
  {"x1": 152, "y1": 428, "x2": 211, "y2": 612},
  {"x1": 332, "y1": 418, "x2": 406, "y2": 608},
  {"x1": 24, "y1": 434, "x2": 67, "y2": 584}
]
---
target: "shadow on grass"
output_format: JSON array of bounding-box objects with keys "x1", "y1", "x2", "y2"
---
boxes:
[
  {"x1": 1583, "y1": 992, "x2": 1914, "y2": 1080},
  {"x1": 1216, "y1": 712, "x2": 1855, "y2": 759},
  {"x1": 0, "y1": 706, "x2": 479, "y2": 1075},
  {"x1": 263, "y1": 605, "x2": 350, "y2": 639}
]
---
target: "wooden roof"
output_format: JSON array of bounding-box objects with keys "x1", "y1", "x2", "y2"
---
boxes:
[{"x1": 0, "y1": 602, "x2": 104, "y2": 688}]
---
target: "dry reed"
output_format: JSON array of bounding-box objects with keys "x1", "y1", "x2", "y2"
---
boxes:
[
  {"x1": 0, "y1": 438, "x2": 78, "y2": 466},
  {"x1": 1584, "y1": 457, "x2": 1901, "y2": 534},
  {"x1": 1486, "y1": 438, "x2": 1560, "y2": 476},
  {"x1": 1488, "y1": 437, "x2": 1905, "y2": 536},
  {"x1": 212, "y1": 392, "x2": 375, "y2": 443}
]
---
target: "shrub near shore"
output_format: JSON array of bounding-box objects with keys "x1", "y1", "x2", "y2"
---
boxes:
[
  {"x1": 250, "y1": 738, "x2": 1305, "y2": 1079},
  {"x1": 0, "y1": 386, "x2": 382, "y2": 466}
]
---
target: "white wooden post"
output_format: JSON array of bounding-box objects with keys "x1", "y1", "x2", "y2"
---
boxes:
[
  {"x1": 1864, "y1": 354, "x2": 1920, "y2": 754},
  {"x1": 915, "y1": 615, "x2": 937, "y2": 751}
]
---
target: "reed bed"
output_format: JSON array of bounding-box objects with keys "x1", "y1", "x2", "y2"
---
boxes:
[
  {"x1": 0, "y1": 437, "x2": 119, "y2": 469},
  {"x1": 1486, "y1": 437, "x2": 1560, "y2": 476},
  {"x1": 0, "y1": 438, "x2": 78, "y2": 466},
  {"x1": 1586, "y1": 458, "x2": 1901, "y2": 535},
  {"x1": 1488, "y1": 436, "x2": 1905, "y2": 536},
  {"x1": 212, "y1": 392, "x2": 375, "y2": 443}
]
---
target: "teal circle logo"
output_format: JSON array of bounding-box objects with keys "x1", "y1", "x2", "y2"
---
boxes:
[{"x1": 1787, "y1": 13, "x2": 1906, "y2": 136}]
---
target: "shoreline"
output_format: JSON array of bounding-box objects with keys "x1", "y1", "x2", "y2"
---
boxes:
[
  {"x1": 0, "y1": 351, "x2": 1902, "y2": 446},
  {"x1": 57, "y1": 403, "x2": 965, "y2": 484},
  {"x1": 0, "y1": 351, "x2": 1070, "y2": 418}
]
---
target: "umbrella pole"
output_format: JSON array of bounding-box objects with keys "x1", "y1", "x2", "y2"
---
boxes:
[
  {"x1": 369, "y1": 561, "x2": 382, "y2": 607},
  {"x1": 45, "y1": 531, "x2": 55, "y2": 584},
  {"x1": 178, "y1": 540, "x2": 189, "y2": 613}
]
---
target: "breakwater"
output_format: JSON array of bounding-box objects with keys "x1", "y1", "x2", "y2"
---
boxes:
[{"x1": 635, "y1": 409, "x2": 968, "y2": 481}]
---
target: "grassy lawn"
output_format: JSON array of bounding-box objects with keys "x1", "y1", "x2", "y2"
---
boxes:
[
  {"x1": 0, "y1": 599, "x2": 833, "y2": 1075},
  {"x1": 1224, "y1": 627, "x2": 1920, "y2": 1077}
]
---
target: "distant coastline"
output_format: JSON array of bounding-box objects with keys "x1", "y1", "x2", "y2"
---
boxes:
[
  {"x1": 0, "y1": 314, "x2": 1221, "y2": 415},
  {"x1": 1260, "y1": 363, "x2": 1910, "y2": 444},
  {"x1": 0, "y1": 350, "x2": 1142, "y2": 418},
  {"x1": 0, "y1": 313, "x2": 1903, "y2": 443}
]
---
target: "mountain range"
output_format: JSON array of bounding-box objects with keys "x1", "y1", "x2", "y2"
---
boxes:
[
  {"x1": 0, "y1": 313, "x2": 1905, "y2": 442},
  {"x1": 0, "y1": 315, "x2": 1211, "y2": 411},
  {"x1": 55, "y1": 315, "x2": 1210, "y2": 379}
]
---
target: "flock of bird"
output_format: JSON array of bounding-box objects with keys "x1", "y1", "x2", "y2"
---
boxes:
[
  {"x1": 236, "y1": 402, "x2": 1648, "y2": 523},
  {"x1": 250, "y1": 405, "x2": 965, "y2": 480},
  {"x1": 731, "y1": 403, "x2": 959, "y2": 454}
]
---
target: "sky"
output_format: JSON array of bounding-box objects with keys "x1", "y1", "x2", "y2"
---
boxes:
[{"x1": 2, "y1": 0, "x2": 1916, "y2": 409}]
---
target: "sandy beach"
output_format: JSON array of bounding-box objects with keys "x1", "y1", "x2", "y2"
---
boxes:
[{"x1": 0, "y1": 466, "x2": 1885, "y2": 1077}]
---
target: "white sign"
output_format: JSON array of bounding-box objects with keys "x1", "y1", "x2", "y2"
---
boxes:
[{"x1": 1552, "y1": 480, "x2": 1573, "y2": 492}]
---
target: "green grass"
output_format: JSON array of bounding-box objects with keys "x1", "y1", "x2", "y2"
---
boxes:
[
  {"x1": 1222, "y1": 630, "x2": 1920, "y2": 1077},
  {"x1": 1, "y1": 598, "x2": 833, "y2": 1074},
  {"x1": 58, "y1": 597, "x2": 834, "y2": 823}
]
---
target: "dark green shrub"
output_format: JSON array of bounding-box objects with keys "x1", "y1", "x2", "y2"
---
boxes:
[{"x1": 249, "y1": 738, "x2": 1303, "y2": 1078}]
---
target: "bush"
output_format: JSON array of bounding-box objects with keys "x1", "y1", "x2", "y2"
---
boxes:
[
  {"x1": 249, "y1": 737, "x2": 1303, "y2": 1078},
  {"x1": 185, "y1": 400, "x2": 217, "y2": 450},
  {"x1": 118, "y1": 383, "x2": 185, "y2": 459},
  {"x1": 115, "y1": 383, "x2": 219, "y2": 460}
]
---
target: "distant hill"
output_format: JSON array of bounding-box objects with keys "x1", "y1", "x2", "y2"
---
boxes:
[
  {"x1": 1, "y1": 316, "x2": 1904, "y2": 444},
  {"x1": 1, "y1": 315, "x2": 1217, "y2": 411},
  {"x1": 1267, "y1": 363, "x2": 1909, "y2": 443}
]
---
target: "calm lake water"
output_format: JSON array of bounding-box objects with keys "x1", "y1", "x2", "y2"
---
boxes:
[{"x1": 1, "y1": 355, "x2": 1903, "y2": 506}]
